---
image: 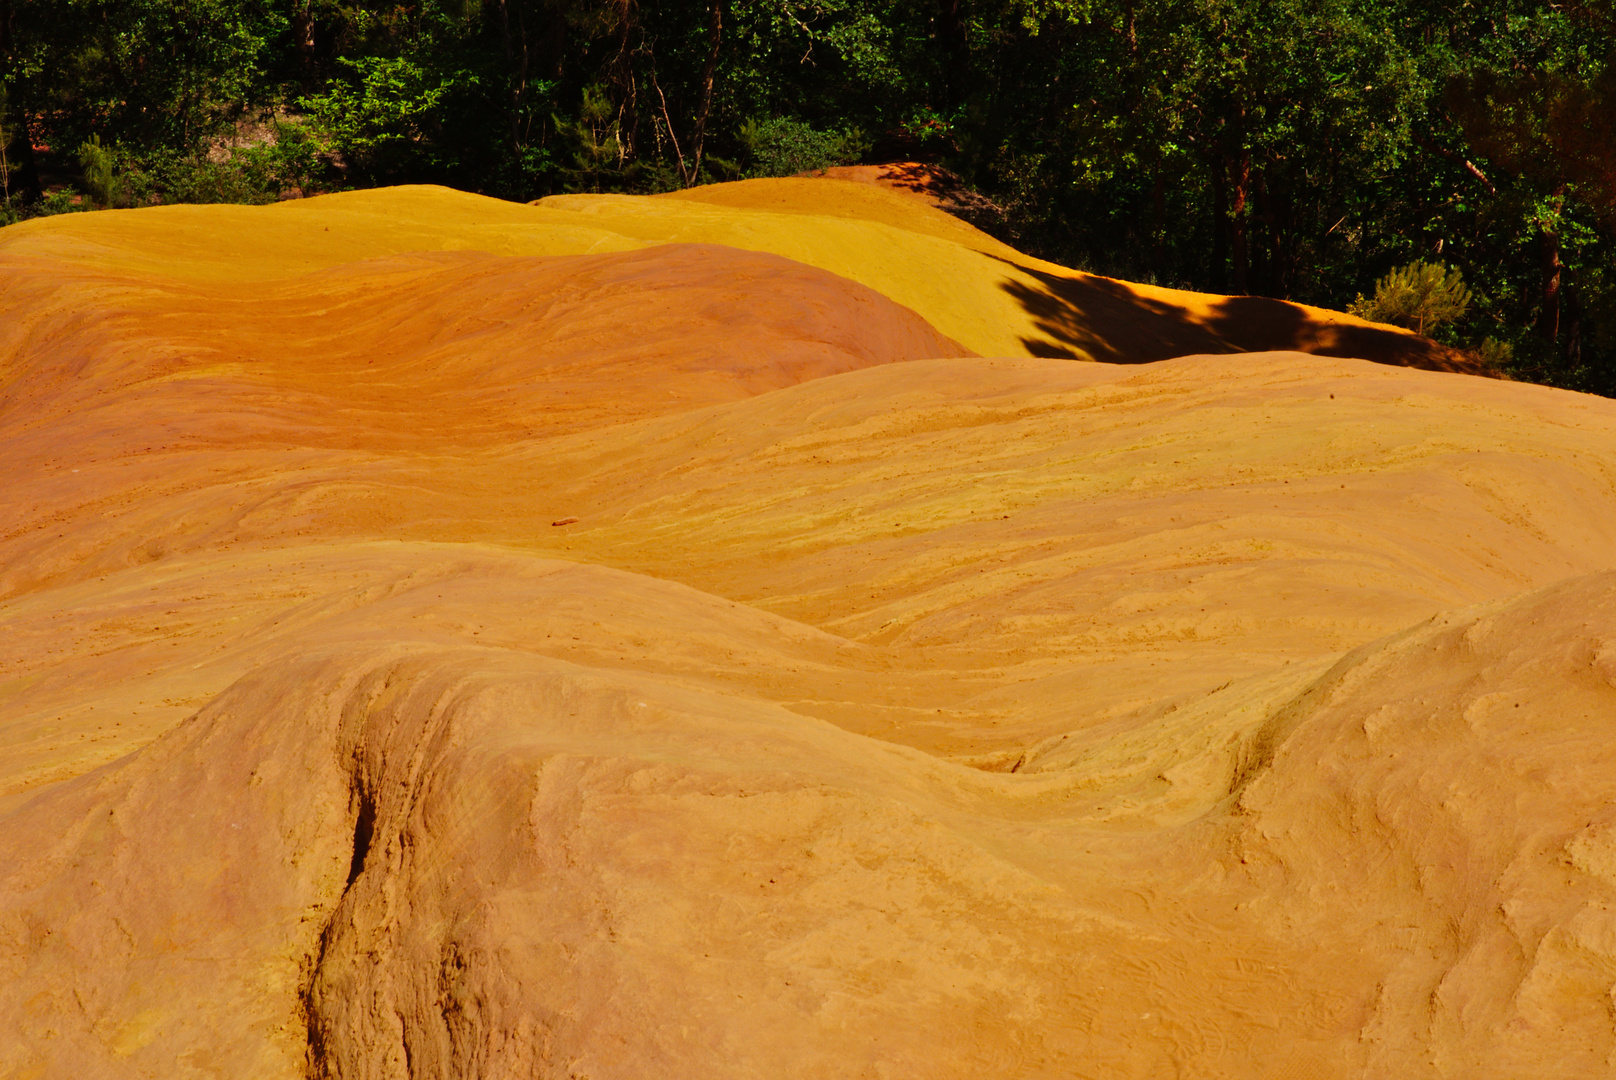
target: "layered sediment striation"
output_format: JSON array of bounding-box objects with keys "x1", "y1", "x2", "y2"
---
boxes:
[{"x1": 3, "y1": 181, "x2": 1615, "y2": 1078}]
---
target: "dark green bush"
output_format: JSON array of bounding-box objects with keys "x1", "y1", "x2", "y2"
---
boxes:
[
  {"x1": 1349, "y1": 262, "x2": 1473, "y2": 337},
  {"x1": 737, "y1": 116, "x2": 868, "y2": 178}
]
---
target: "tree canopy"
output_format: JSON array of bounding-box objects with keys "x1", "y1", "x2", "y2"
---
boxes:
[{"x1": 2, "y1": 0, "x2": 1613, "y2": 392}]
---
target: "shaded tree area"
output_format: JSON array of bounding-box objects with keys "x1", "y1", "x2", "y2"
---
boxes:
[{"x1": 1, "y1": 0, "x2": 1612, "y2": 392}]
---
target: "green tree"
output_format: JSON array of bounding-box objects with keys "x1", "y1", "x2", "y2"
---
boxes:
[
  {"x1": 302, "y1": 54, "x2": 477, "y2": 182},
  {"x1": 1446, "y1": 8, "x2": 1616, "y2": 342},
  {"x1": 76, "y1": 135, "x2": 116, "y2": 207},
  {"x1": 1350, "y1": 260, "x2": 1472, "y2": 335}
]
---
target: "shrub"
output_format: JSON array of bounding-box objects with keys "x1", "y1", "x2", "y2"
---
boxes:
[
  {"x1": 1349, "y1": 260, "x2": 1473, "y2": 336},
  {"x1": 1471, "y1": 336, "x2": 1514, "y2": 371},
  {"x1": 77, "y1": 135, "x2": 118, "y2": 207},
  {"x1": 117, "y1": 124, "x2": 328, "y2": 206},
  {"x1": 737, "y1": 116, "x2": 868, "y2": 178},
  {"x1": 18, "y1": 188, "x2": 90, "y2": 219}
]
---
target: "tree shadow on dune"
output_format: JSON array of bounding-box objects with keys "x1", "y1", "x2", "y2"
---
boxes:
[
  {"x1": 816, "y1": 161, "x2": 1011, "y2": 234},
  {"x1": 995, "y1": 259, "x2": 1233, "y2": 363},
  {"x1": 994, "y1": 254, "x2": 1484, "y2": 374},
  {"x1": 871, "y1": 163, "x2": 1001, "y2": 214}
]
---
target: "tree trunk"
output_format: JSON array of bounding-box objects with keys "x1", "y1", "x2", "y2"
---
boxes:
[
  {"x1": 544, "y1": 15, "x2": 566, "y2": 83},
  {"x1": 1413, "y1": 132, "x2": 1496, "y2": 195},
  {"x1": 654, "y1": 72, "x2": 688, "y2": 183},
  {"x1": 1539, "y1": 185, "x2": 1567, "y2": 344},
  {"x1": 1251, "y1": 164, "x2": 1269, "y2": 294},
  {"x1": 495, "y1": 0, "x2": 529, "y2": 156},
  {"x1": 1539, "y1": 226, "x2": 1563, "y2": 344},
  {"x1": 1150, "y1": 171, "x2": 1166, "y2": 277},
  {"x1": 1228, "y1": 112, "x2": 1250, "y2": 295},
  {"x1": 1210, "y1": 150, "x2": 1229, "y2": 294},
  {"x1": 1566, "y1": 305, "x2": 1582, "y2": 371},
  {"x1": 1267, "y1": 172, "x2": 1291, "y2": 298},
  {"x1": 688, "y1": 0, "x2": 722, "y2": 186},
  {"x1": 938, "y1": 0, "x2": 968, "y2": 101},
  {"x1": 611, "y1": 0, "x2": 637, "y2": 157},
  {"x1": 290, "y1": 0, "x2": 316, "y2": 83}
]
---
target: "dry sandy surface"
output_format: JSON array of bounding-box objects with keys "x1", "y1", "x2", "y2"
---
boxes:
[{"x1": 3, "y1": 181, "x2": 1616, "y2": 1079}]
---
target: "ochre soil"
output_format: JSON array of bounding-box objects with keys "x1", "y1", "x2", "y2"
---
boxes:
[{"x1": 3, "y1": 181, "x2": 1614, "y2": 1079}]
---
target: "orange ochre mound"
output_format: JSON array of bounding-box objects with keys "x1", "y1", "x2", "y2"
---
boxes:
[{"x1": 2, "y1": 180, "x2": 1615, "y2": 1079}]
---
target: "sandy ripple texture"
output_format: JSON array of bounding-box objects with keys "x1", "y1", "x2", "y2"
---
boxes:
[{"x1": 3, "y1": 179, "x2": 1616, "y2": 1079}]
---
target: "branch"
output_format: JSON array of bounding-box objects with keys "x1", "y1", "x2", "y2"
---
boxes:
[
  {"x1": 781, "y1": 2, "x2": 814, "y2": 65},
  {"x1": 688, "y1": 0, "x2": 722, "y2": 185},
  {"x1": 652, "y1": 72, "x2": 687, "y2": 187},
  {"x1": 1415, "y1": 132, "x2": 1497, "y2": 195}
]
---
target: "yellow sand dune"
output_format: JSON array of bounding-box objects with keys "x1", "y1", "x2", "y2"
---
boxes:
[
  {"x1": 3, "y1": 180, "x2": 1460, "y2": 368},
  {"x1": 1, "y1": 181, "x2": 1613, "y2": 1078}
]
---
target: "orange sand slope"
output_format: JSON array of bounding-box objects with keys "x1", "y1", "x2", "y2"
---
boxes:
[
  {"x1": 4, "y1": 183, "x2": 1616, "y2": 1078},
  {"x1": 3, "y1": 179, "x2": 1463, "y2": 369}
]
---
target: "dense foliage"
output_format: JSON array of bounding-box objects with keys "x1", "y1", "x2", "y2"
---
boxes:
[{"x1": 2, "y1": 0, "x2": 1613, "y2": 391}]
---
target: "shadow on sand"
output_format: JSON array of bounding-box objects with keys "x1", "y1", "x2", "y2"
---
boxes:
[
  {"x1": 995, "y1": 254, "x2": 1485, "y2": 374},
  {"x1": 811, "y1": 162, "x2": 1010, "y2": 234}
]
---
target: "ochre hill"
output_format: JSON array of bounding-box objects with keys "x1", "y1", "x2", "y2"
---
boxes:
[
  {"x1": 2, "y1": 181, "x2": 1614, "y2": 1079},
  {"x1": 2, "y1": 178, "x2": 1464, "y2": 368}
]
